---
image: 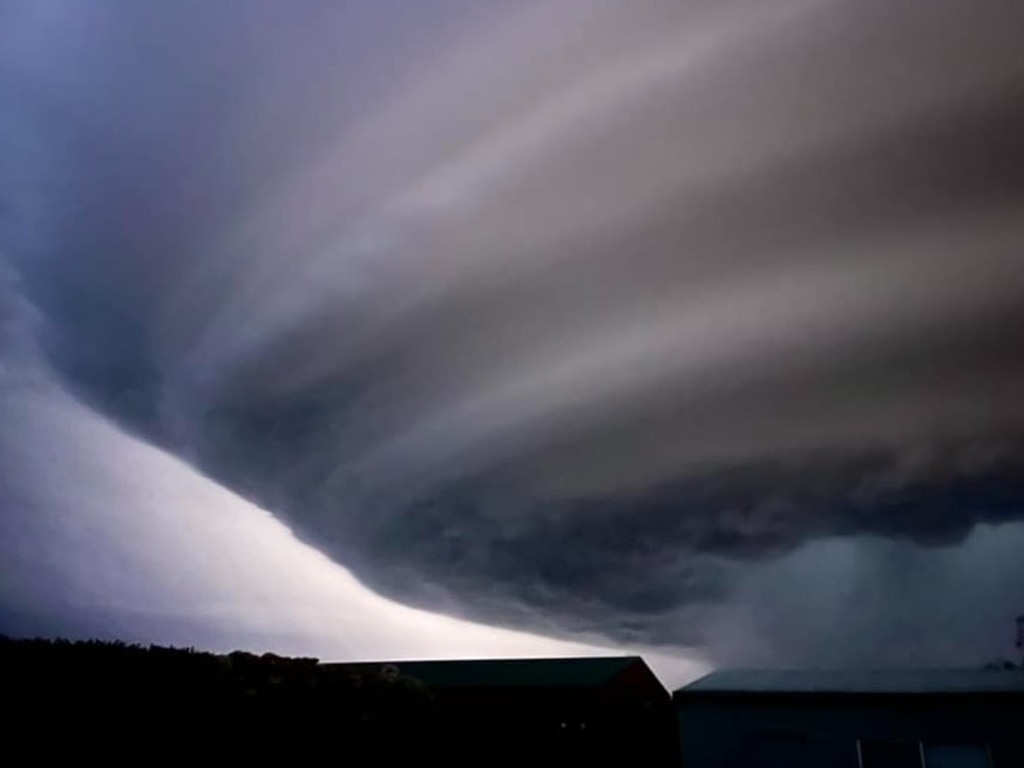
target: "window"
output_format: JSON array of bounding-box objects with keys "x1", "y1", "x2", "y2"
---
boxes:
[
  {"x1": 858, "y1": 740, "x2": 922, "y2": 768},
  {"x1": 922, "y1": 744, "x2": 992, "y2": 768}
]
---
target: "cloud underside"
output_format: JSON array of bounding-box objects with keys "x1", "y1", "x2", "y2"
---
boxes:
[{"x1": 2, "y1": 0, "x2": 1024, "y2": 663}]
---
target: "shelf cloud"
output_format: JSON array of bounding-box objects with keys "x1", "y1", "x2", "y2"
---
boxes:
[{"x1": 2, "y1": 0, "x2": 1023, "y2": 667}]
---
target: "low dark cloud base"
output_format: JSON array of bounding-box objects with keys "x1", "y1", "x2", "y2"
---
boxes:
[{"x1": 3, "y1": 0, "x2": 1024, "y2": 665}]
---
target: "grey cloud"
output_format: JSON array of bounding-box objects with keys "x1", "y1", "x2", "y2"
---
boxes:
[
  {"x1": 2, "y1": 0, "x2": 1024, "y2": 665},
  {"x1": 324, "y1": 436, "x2": 1024, "y2": 650}
]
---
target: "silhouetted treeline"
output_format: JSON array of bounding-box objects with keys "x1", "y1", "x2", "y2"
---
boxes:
[{"x1": 0, "y1": 635, "x2": 434, "y2": 761}]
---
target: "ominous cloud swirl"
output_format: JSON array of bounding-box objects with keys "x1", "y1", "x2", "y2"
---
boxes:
[{"x1": 2, "y1": 0, "x2": 1024, "y2": 668}]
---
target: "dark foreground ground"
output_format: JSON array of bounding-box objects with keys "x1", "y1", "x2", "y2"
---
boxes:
[
  {"x1": 0, "y1": 636, "x2": 679, "y2": 766},
  {"x1": 1, "y1": 636, "x2": 435, "y2": 762}
]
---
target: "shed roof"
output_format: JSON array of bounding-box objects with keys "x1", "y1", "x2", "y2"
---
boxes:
[
  {"x1": 328, "y1": 656, "x2": 651, "y2": 689},
  {"x1": 676, "y1": 669, "x2": 1024, "y2": 697}
]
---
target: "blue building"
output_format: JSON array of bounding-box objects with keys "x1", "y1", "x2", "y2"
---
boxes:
[{"x1": 674, "y1": 669, "x2": 1024, "y2": 767}]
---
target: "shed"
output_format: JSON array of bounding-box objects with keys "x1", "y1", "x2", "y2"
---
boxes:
[
  {"x1": 674, "y1": 669, "x2": 1024, "y2": 768},
  {"x1": 328, "y1": 655, "x2": 677, "y2": 766}
]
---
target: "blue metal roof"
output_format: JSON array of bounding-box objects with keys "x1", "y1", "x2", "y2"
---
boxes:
[{"x1": 676, "y1": 668, "x2": 1024, "y2": 696}]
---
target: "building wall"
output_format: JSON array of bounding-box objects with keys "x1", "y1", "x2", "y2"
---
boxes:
[
  {"x1": 427, "y1": 686, "x2": 679, "y2": 767},
  {"x1": 676, "y1": 695, "x2": 1023, "y2": 768}
]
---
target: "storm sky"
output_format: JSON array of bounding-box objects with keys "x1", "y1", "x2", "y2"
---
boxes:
[{"x1": 1, "y1": 0, "x2": 1023, "y2": 678}]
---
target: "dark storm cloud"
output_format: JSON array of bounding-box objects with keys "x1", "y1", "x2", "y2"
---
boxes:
[{"x1": 3, "y1": 0, "x2": 1024, "y2": 664}]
